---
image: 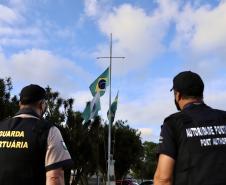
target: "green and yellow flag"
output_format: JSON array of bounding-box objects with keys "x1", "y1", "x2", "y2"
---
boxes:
[
  {"x1": 82, "y1": 92, "x2": 101, "y2": 123},
  {"x1": 82, "y1": 101, "x2": 91, "y2": 123},
  {"x1": 89, "y1": 67, "x2": 109, "y2": 97},
  {"x1": 90, "y1": 92, "x2": 101, "y2": 119},
  {"x1": 107, "y1": 92, "x2": 119, "y2": 124}
]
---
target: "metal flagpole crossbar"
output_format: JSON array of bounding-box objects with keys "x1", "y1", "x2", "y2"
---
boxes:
[{"x1": 97, "y1": 33, "x2": 125, "y2": 185}]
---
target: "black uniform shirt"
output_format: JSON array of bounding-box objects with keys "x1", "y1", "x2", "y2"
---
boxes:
[
  {"x1": 157, "y1": 103, "x2": 226, "y2": 185},
  {"x1": 0, "y1": 108, "x2": 73, "y2": 185}
]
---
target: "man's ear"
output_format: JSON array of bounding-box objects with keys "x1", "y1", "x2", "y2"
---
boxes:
[
  {"x1": 174, "y1": 91, "x2": 180, "y2": 100},
  {"x1": 177, "y1": 92, "x2": 182, "y2": 101},
  {"x1": 38, "y1": 100, "x2": 43, "y2": 109}
]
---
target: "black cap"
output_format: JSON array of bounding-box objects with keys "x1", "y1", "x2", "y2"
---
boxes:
[
  {"x1": 171, "y1": 71, "x2": 204, "y2": 97},
  {"x1": 20, "y1": 84, "x2": 46, "y2": 104}
]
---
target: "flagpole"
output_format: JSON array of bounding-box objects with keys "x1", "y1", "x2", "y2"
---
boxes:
[
  {"x1": 107, "y1": 33, "x2": 113, "y2": 185},
  {"x1": 97, "y1": 34, "x2": 125, "y2": 185}
]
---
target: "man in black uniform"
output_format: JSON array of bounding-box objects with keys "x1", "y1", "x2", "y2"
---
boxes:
[
  {"x1": 0, "y1": 84, "x2": 73, "y2": 185},
  {"x1": 154, "y1": 71, "x2": 226, "y2": 185}
]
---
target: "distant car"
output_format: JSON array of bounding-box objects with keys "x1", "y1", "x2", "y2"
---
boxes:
[
  {"x1": 139, "y1": 180, "x2": 153, "y2": 185},
  {"x1": 116, "y1": 179, "x2": 139, "y2": 185}
]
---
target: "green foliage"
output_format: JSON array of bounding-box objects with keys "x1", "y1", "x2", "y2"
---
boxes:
[
  {"x1": 113, "y1": 121, "x2": 144, "y2": 179},
  {"x1": 133, "y1": 141, "x2": 158, "y2": 180},
  {"x1": 143, "y1": 141, "x2": 158, "y2": 176},
  {"x1": 0, "y1": 77, "x2": 19, "y2": 121},
  {"x1": 98, "y1": 120, "x2": 144, "y2": 180},
  {"x1": 45, "y1": 86, "x2": 65, "y2": 125}
]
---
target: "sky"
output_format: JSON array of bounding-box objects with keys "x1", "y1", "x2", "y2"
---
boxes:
[{"x1": 0, "y1": 0, "x2": 226, "y2": 142}]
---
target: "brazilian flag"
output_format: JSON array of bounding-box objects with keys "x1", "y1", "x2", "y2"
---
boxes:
[
  {"x1": 82, "y1": 93, "x2": 101, "y2": 123},
  {"x1": 107, "y1": 92, "x2": 119, "y2": 124},
  {"x1": 89, "y1": 67, "x2": 109, "y2": 97},
  {"x1": 82, "y1": 101, "x2": 91, "y2": 123},
  {"x1": 90, "y1": 92, "x2": 101, "y2": 119}
]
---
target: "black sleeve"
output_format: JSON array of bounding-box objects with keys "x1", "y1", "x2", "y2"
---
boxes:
[{"x1": 157, "y1": 117, "x2": 177, "y2": 160}]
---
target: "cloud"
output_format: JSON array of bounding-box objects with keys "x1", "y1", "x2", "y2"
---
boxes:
[
  {"x1": 0, "y1": 49, "x2": 91, "y2": 96},
  {"x1": 191, "y1": 3, "x2": 226, "y2": 53},
  {"x1": 70, "y1": 90, "x2": 93, "y2": 111},
  {"x1": 84, "y1": 0, "x2": 99, "y2": 17},
  {"x1": 88, "y1": 0, "x2": 226, "y2": 76},
  {"x1": 169, "y1": 1, "x2": 226, "y2": 77},
  {"x1": 83, "y1": 0, "x2": 112, "y2": 18},
  {"x1": 0, "y1": 26, "x2": 41, "y2": 37},
  {"x1": 0, "y1": 38, "x2": 44, "y2": 47},
  {"x1": 172, "y1": 1, "x2": 226, "y2": 55},
  {"x1": 0, "y1": 27, "x2": 45, "y2": 48},
  {"x1": 138, "y1": 128, "x2": 154, "y2": 142},
  {"x1": 0, "y1": 3, "x2": 45, "y2": 48},
  {"x1": 206, "y1": 91, "x2": 226, "y2": 110},
  {"x1": 205, "y1": 77, "x2": 226, "y2": 110},
  {"x1": 93, "y1": 1, "x2": 178, "y2": 74},
  {"x1": 0, "y1": 25, "x2": 44, "y2": 47},
  {"x1": 55, "y1": 28, "x2": 75, "y2": 40},
  {"x1": 0, "y1": 2, "x2": 76, "y2": 49},
  {"x1": 7, "y1": 0, "x2": 26, "y2": 7},
  {"x1": 0, "y1": 4, "x2": 21, "y2": 24},
  {"x1": 116, "y1": 77, "x2": 176, "y2": 126}
]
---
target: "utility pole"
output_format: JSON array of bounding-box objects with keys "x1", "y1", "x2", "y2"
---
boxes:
[{"x1": 97, "y1": 33, "x2": 125, "y2": 185}]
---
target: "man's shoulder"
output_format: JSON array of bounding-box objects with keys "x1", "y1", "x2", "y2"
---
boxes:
[
  {"x1": 0, "y1": 117, "x2": 11, "y2": 123},
  {"x1": 39, "y1": 119, "x2": 54, "y2": 126},
  {"x1": 163, "y1": 111, "x2": 194, "y2": 130},
  {"x1": 212, "y1": 108, "x2": 226, "y2": 114},
  {"x1": 34, "y1": 119, "x2": 55, "y2": 134},
  {"x1": 0, "y1": 117, "x2": 17, "y2": 126},
  {"x1": 211, "y1": 108, "x2": 226, "y2": 119},
  {"x1": 164, "y1": 111, "x2": 184, "y2": 123}
]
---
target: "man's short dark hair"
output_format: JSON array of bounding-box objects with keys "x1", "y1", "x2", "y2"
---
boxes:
[
  {"x1": 20, "y1": 84, "x2": 46, "y2": 105},
  {"x1": 171, "y1": 71, "x2": 204, "y2": 98}
]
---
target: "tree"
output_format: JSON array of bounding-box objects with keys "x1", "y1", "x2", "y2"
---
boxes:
[
  {"x1": 99, "y1": 120, "x2": 144, "y2": 179},
  {"x1": 141, "y1": 141, "x2": 158, "y2": 179},
  {"x1": 45, "y1": 86, "x2": 65, "y2": 125},
  {"x1": 44, "y1": 87, "x2": 103, "y2": 185},
  {"x1": 0, "y1": 77, "x2": 19, "y2": 121}
]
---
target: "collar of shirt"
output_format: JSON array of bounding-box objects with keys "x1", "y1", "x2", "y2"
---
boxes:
[
  {"x1": 183, "y1": 101, "x2": 204, "y2": 111},
  {"x1": 15, "y1": 108, "x2": 41, "y2": 119}
]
